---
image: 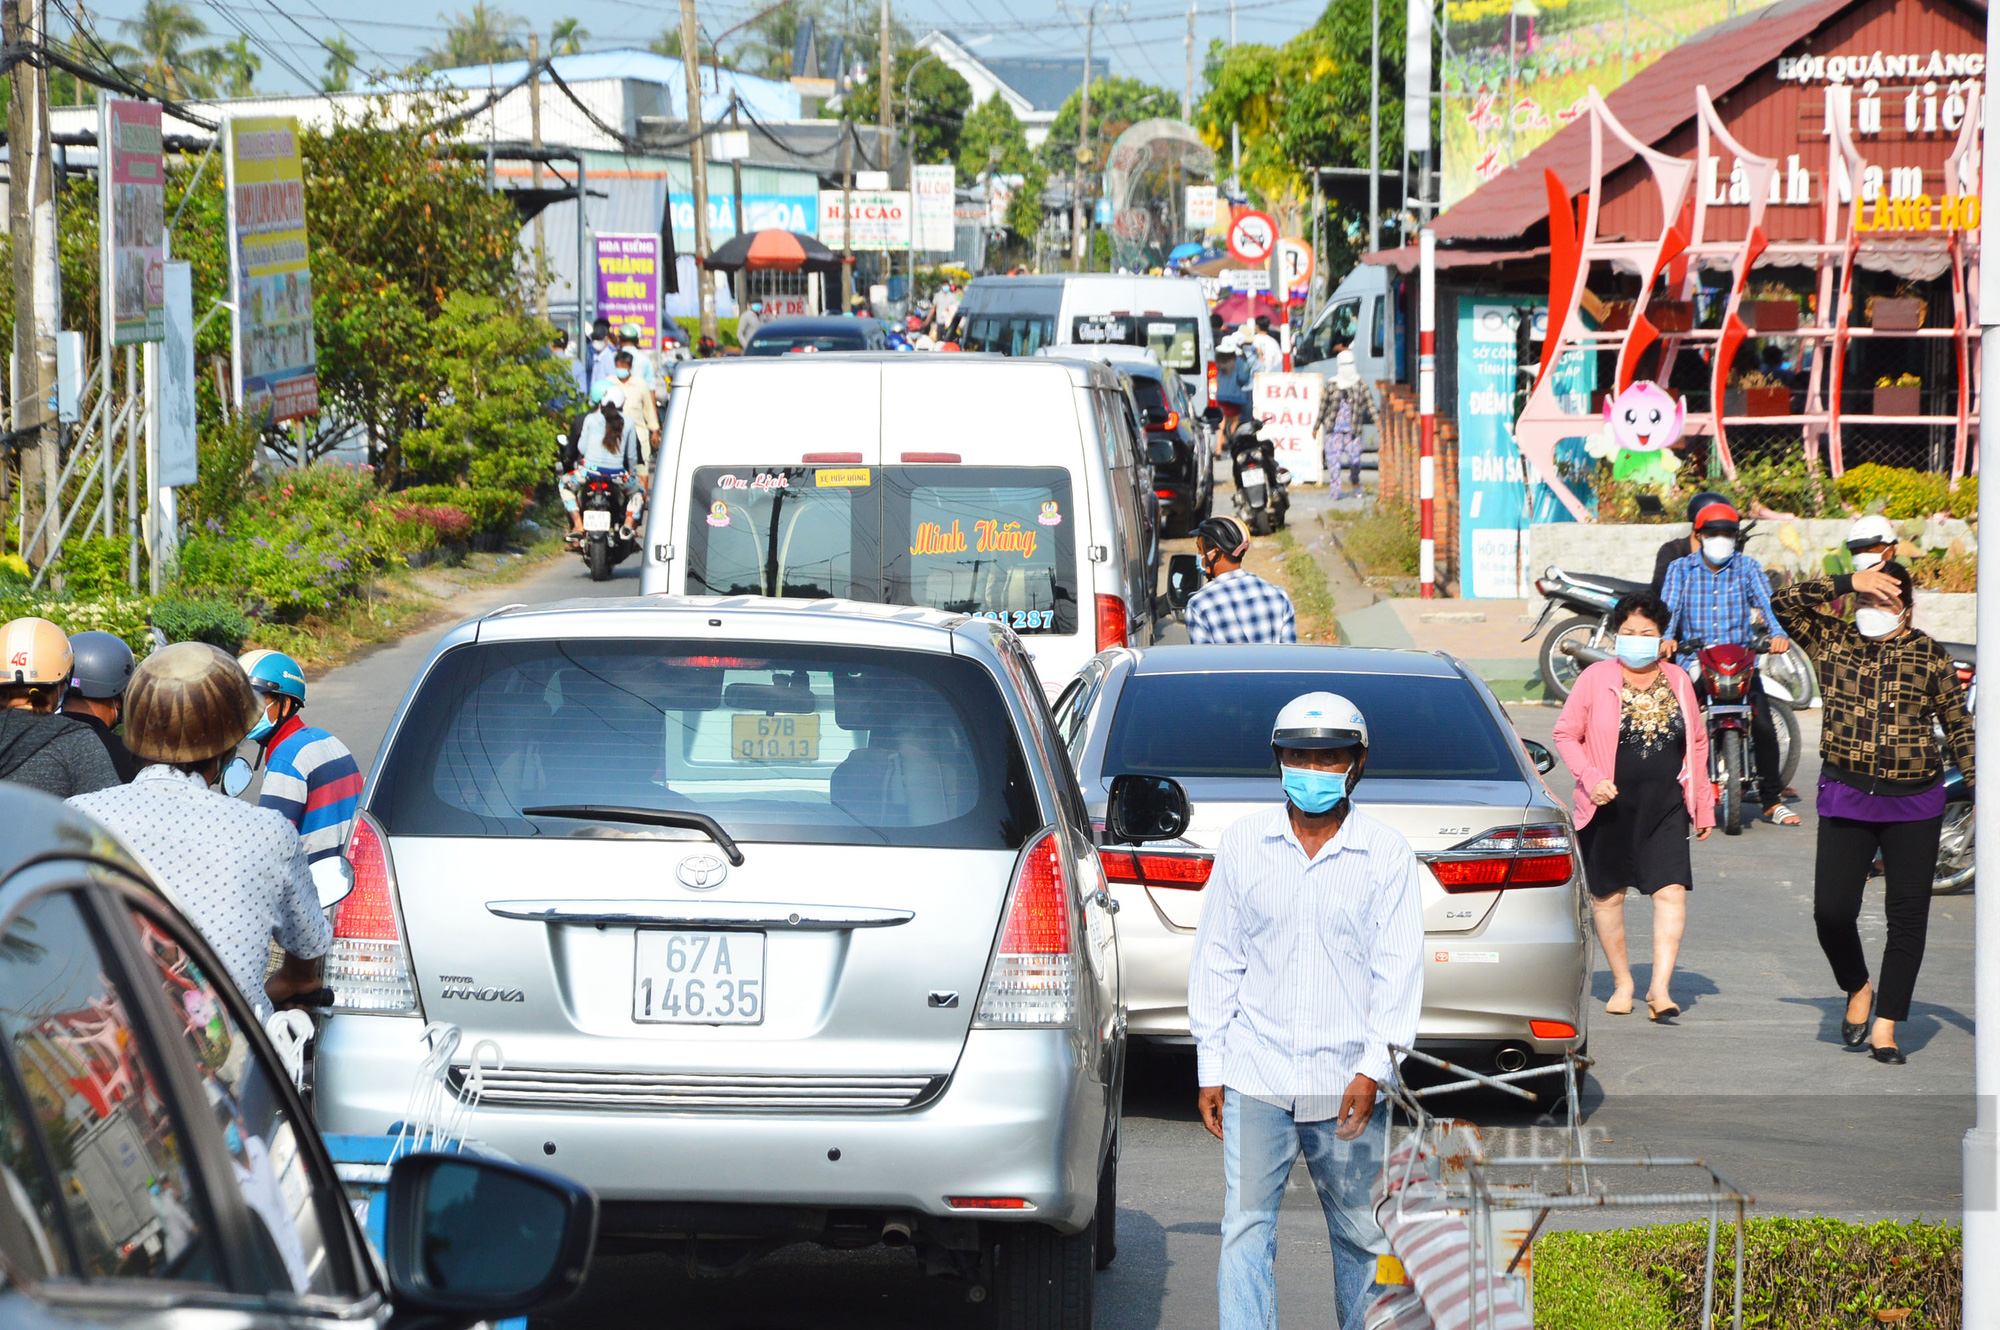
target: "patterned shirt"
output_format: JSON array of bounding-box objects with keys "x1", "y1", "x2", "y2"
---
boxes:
[
  {"x1": 1189, "y1": 806, "x2": 1425, "y2": 1115},
  {"x1": 259, "y1": 715, "x2": 363, "y2": 864},
  {"x1": 1660, "y1": 550, "x2": 1781, "y2": 669},
  {"x1": 1772, "y1": 575, "x2": 1975, "y2": 791},
  {"x1": 71, "y1": 765, "x2": 331, "y2": 1016},
  {"x1": 1186, "y1": 569, "x2": 1298, "y2": 645}
]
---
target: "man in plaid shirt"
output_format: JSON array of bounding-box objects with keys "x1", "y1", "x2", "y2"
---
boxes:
[
  {"x1": 1661, "y1": 500, "x2": 1799, "y2": 825},
  {"x1": 1186, "y1": 516, "x2": 1298, "y2": 644}
]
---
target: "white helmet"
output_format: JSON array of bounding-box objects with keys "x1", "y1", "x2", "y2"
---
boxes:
[
  {"x1": 1271, "y1": 692, "x2": 1369, "y2": 751},
  {"x1": 1846, "y1": 513, "x2": 1897, "y2": 552}
]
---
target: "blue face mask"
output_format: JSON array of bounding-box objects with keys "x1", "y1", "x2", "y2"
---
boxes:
[
  {"x1": 246, "y1": 710, "x2": 275, "y2": 743},
  {"x1": 1281, "y1": 764, "x2": 1348, "y2": 815},
  {"x1": 1614, "y1": 634, "x2": 1661, "y2": 669},
  {"x1": 223, "y1": 1122, "x2": 243, "y2": 1156}
]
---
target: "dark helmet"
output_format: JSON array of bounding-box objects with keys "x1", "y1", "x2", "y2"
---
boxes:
[
  {"x1": 1684, "y1": 490, "x2": 1727, "y2": 524},
  {"x1": 68, "y1": 630, "x2": 136, "y2": 700},
  {"x1": 1193, "y1": 515, "x2": 1251, "y2": 560}
]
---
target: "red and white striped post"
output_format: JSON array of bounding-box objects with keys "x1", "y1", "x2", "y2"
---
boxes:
[{"x1": 1418, "y1": 227, "x2": 1437, "y2": 599}]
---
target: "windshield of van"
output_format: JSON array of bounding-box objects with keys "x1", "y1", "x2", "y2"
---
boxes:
[
  {"x1": 684, "y1": 465, "x2": 1078, "y2": 634},
  {"x1": 370, "y1": 641, "x2": 1040, "y2": 848},
  {"x1": 1102, "y1": 670, "x2": 1519, "y2": 781},
  {"x1": 746, "y1": 330, "x2": 869, "y2": 355},
  {"x1": 1070, "y1": 315, "x2": 1200, "y2": 371}
]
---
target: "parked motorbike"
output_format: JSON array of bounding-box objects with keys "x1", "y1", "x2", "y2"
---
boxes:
[
  {"x1": 1227, "y1": 414, "x2": 1290, "y2": 536},
  {"x1": 1528, "y1": 563, "x2": 1816, "y2": 709},
  {"x1": 575, "y1": 469, "x2": 643, "y2": 582}
]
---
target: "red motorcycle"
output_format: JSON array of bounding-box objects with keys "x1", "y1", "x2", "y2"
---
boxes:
[{"x1": 1683, "y1": 633, "x2": 1794, "y2": 835}]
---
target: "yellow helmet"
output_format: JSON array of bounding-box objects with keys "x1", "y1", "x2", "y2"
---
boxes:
[{"x1": 2, "y1": 617, "x2": 74, "y2": 688}]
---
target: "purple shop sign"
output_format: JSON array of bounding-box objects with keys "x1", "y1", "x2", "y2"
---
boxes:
[{"x1": 594, "y1": 232, "x2": 662, "y2": 351}]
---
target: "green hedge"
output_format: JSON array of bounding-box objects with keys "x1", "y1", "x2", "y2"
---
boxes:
[
  {"x1": 1535, "y1": 1217, "x2": 1962, "y2": 1330},
  {"x1": 1837, "y1": 463, "x2": 1977, "y2": 520},
  {"x1": 151, "y1": 595, "x2": 252, "y2": 654},
  {"x1": 391, "y1": 485, "x2": 528, "y2": 537}
]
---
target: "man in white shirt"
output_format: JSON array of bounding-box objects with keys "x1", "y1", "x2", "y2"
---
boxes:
[{"x1": 1189, "y1": 692, "x2": 1424, "y2": 1330}]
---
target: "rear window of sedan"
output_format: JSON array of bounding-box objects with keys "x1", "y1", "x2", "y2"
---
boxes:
[
  {"x1": 1101, "y1": 670, "x2": 1519, "y2": 781},
  {"x1": 746, "y1": 332, "x2": 869, "y2": 355},
  {"x1": 371, "y1": 640, "x2": 1040, "y2": 849}
]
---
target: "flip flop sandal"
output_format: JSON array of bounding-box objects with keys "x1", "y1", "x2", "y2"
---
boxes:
[{"x1": 1759, "y1": 804, "x2": 1801, "y2": 826}]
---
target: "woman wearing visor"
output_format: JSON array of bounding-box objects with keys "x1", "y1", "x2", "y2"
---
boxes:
[{"x1": 1772, "y1": 518, "x2": 1974, "y2": 1065}]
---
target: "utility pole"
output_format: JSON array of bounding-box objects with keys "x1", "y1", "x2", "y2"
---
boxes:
[
  {"x1": 679, "y1": 0, "x2": 718, "y2": 341},
  {"x1": 878, "y1": 0, "x2": 892, "y2": 306},
  {"x1": 529, "y1": 32, "x2": 548, "y2": 322},
  {"x1": 839, "y1": 124, "x2": 855, "y2": 309},
  {"x1": 7, "y1": 0, "x2": 57, "y2": 564},
  {"x1": 1071, "y1": 7, "x2": 1097, "y2": 272},
  {"x1": 1368, "y1": 0, "x2": 1380, "y2": 256},
  {"x1": 729, "y1": 97, "x2": 747, "y2": 312},
  {"x1": 1183, "y1": 1, "x2": 1195, "y2": 123}
]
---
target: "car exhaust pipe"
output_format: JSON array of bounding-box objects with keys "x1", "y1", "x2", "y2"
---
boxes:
[
  {"x1": 881, "y1": 1219, "x2": 914, "y2": 1248},
  {"x1": 1557, "y1": 639, "x2": 1613, "y2": 667},
  {"x1": 1494, "y1": 1045, "x2": 1531, "y2": 1074}
]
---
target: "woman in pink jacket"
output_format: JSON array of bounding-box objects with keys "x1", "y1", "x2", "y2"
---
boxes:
[{"x1": 1552, "y1": 591, "x2": 1715, "y2": 1021}]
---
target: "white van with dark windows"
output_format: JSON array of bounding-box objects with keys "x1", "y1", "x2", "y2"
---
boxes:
[
  {"x1": 639, "y1": 354, "x2": 1161, "y2": 694},
  {"x1": 947, "y1": 274, "x2": 1216, "y2": 410}
]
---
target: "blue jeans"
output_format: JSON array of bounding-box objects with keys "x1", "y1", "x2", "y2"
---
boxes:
[{"x1": 1220, "y1": 1089, "x2": 1390, "y2": 1330}]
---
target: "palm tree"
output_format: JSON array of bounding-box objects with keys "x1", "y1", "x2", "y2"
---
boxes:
[
  {"x1": 206, "y1": 33, "x2": 260, "y2": 97},
  {"x1": 547, "y1": 16, "x2": 587, "y2": 57},
  {"x1": 115, "y1": 0, "x2": 217, "y2": 98},
  {"x1": 321, "y1": 34, "x2": 359, "y2": 91},
  {"x1": 421, "y1": 2, "x2": 527, "y2": 68}
]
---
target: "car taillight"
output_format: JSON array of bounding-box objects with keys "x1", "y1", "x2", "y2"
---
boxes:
[
  {"x1": 1425, "y1": 825, "x2": 1575, "y2": 894},
  {"x1": 975, "y1": 830, "x2": 1075, "y2": 1027},
  {"x1": 1096, "y1": 594, "x2": 1128, "y2": 650},
  {"x1": 327, "y1": 812, "x2": 418, "y2": 1014},
  {"x1": 1206, "y1": 361, "x2": 1218, "y2": 403},
  {"x1": 1099, "y1": 848, "x2": 1213, "y2": 889},
  {"x1": 1159, "y1": 411, "x2": 1180, "y2": 432},
  {"x1": 1530, "y1": 1020, "x2": 1577, "y2": 1039},
  {"x1": 1156, "y1": 489, "x2": 1177, "y2": 500}
]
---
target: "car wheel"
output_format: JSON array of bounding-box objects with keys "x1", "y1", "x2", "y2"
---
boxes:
[
  {"x1": 989, "y1": 1219, "x2": 1095, "y2": 1329},
  {"x1": 1094, "y1": 1140, "x2": 1118, "y2": 1270}
]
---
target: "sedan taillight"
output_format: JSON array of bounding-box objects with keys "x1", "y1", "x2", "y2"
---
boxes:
[
  {"x1": 1424, "y1": 825, "x2": 1575, "y2": 894},
  {"x1": 1099, "y1": 847, "x2": 1213, "y2": 889}
]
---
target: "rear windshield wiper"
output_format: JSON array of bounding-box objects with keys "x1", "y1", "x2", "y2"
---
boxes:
[{"x1": 521, "y1": 806, "x2": 745, "y2": 865}]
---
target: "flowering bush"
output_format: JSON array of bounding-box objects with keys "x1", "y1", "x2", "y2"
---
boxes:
[
  {"x1": 392, "y1": 504, "x2": 473, "y2": 543},
  {"x1": 1836, "y1": 463, "x2": 1976, "y2": 521},
  {"x1": 0, "y1": 593, "x2": 156, "y2": 654},
  {"x1": 392, "y1": 484, "x2": 528, "y2": 537}
]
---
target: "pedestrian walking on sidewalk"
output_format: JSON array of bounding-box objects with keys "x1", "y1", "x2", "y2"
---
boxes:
[
  {"x1": 1552, "y1": 591, "x2": 1713, "y2": 1022},
  {"x1": 1772, "y1": 554, "x2": 1973, "y2": 1065},
  {"x1": 69, "y1": 643, "x2": 330, "y2": 1018},
  {"x1": 1185, "y1": 516, "x2": 1297, "y2": 645},
  {"x1": 1190, "y1": 693, "x2": 1424, "y2": 1330},
  {"x1": 1316, "y1": 350, "x2": 1376, "y2": 498}
]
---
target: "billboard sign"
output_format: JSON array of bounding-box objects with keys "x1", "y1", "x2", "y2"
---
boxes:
[
  {"x1": 1185, "y1": 184, "x2": 1219, "y2": 229},
  {"x1": 224, "y1": 116, "x2": 318, "y2": 421},
  {"x1": 100, "y1": 98, "x2": 165, "y2": 345},
  {"x1": 157, "y1": 262, "x2": 198, "y2": 487},
  {"x1": 1251, "y1": 373, "x2": 1324, "y2": 485},
  {"x1": 594, "y1": 233, "x2": 663, "y2": 352},
  {"x1": 913, "y1": 164, "x2": 956, "y2": 252},
  {"x1": 818, "y1": 190, "x2": 911, "y2": 249}
]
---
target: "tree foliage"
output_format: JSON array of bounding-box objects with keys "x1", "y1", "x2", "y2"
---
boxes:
[
  {"x1": 842, "y1": 49, "x2": 973, "y2": 166},
  {"x1": 957, "y1": 95, "x2": 1044, "y2": 242},
  {"x1": 399, "y1": 295, "x2": 570, "y2": 492},
  {"x1": 1039, "y1": 76, "x2": 1179, "y2": 174},
  {"x1": 420, "y1": 3, "x2": 526, "y2": 68}
]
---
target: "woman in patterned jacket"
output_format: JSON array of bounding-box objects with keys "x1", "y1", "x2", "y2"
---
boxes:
[{"x1": 1772, "y1": 556, "x2": 1974, "y2": 1065}]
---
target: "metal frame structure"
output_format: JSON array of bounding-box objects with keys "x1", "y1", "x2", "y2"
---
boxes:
[{"x1": 1514, "y1": 82, "x2": 1985, "y2": 523}]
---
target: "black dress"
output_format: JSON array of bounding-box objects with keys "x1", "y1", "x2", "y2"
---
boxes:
[{"x1": 1579, "y1": 676, "x2": 1694, "y2": 898}]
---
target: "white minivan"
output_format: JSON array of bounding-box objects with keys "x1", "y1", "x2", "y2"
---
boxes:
[
  {"x1": 947, "y1": 274, "x2": 1215, "y2": 410},
  {"x1": 639, "y1": 353, "x2": 1161, "y2": 694}
]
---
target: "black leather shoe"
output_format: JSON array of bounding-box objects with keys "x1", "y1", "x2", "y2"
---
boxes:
[
  {"x1": 1871, "y1": 1045, "x2": 1907, "y2": 1065},
  {"x1": 1841, "y1": 994, "x2": 1873, "y2": 1047}
]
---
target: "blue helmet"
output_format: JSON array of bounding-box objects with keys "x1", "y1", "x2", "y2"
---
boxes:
[{"x1": 238, "y1": 649, "x2": 306, "y2": 703}]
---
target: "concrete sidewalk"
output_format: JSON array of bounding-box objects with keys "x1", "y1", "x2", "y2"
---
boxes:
[{"x1": 1334, "y1": 597, "x2": 1547, "y2": 700}]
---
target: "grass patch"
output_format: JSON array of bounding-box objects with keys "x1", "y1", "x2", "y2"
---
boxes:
[
  {"x1": 1334, "y1": 503, "x2": 1420, "y2": 578},
  {"x1": 1272, "y1": 527, "x2": 1335, "y2": 641},
  {"x1": 1535, "y1": 1217, "x2": 1962, "y2": 1330}
]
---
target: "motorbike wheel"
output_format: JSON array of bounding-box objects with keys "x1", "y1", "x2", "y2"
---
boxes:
[
  {"x1": 588, "y1": 536, "x2": 612, "y2": 582},
  {"x1": 1934, "y1": 801, "x2": 1975, "y2": 895},
  {"x1": 1537, "y1": 616, "x2": 1602, "y2": 703},
  {"x1": 1719, "y1": 729, "x2": 1745, "y2": 836},
  {"x1": 1247, "y1": 507, "x2": 1273, "y2": 537},
  {"x1": 1772, "y1": 701, "x2": 1802, "y2": 791}
]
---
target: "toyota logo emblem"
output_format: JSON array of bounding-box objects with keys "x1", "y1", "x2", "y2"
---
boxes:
[{"x1": 676, "y1": 854, "x2": 729, "y2": 890}]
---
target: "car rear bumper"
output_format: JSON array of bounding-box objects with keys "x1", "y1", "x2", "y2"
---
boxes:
[{"x1": 315, "y1": 1017, "x2": 1105, "y2": 1231}]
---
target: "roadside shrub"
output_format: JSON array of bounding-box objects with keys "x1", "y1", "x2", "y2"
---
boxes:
[
  {"x1": 1838, "y1": 463, "x2": 1976, "y2": 520},
  {"x1": 55, "y1": 536, "x2": 133, "y2": 600},
  {"x1": 0, "y1": 554, "x2": 28, "y2": 588},
  {"x1": 0, "y1": 594, "x2": 156, "y2": 654},
  {"x1": 392, "y1": 504, "x2": 471, "y2": 544},
  {"x1": 150, "y1": 595, "x2": 252, "y2": 653},
  {"x1": 391, "y1": 484, "x2": 526, "y2": 536},
  {"x1": 1712, "y1": 456, "x2": 1838, "y2": 519},
  {"x1": 1536, "y1": 1216, "x2": 1962, "y2": 1330},
  {"x1": 1340, "y1": 504, "x2": 1420, "y2": 577}
]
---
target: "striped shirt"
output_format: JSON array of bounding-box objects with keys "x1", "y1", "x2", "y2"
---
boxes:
[
  {"x1": 1185, "y1": 569, "x2": 1298, "y2": 645},
  {"x1": 1189, "y1": 805, "x2": 1425, "y2": 1116},
  {"x1": 258, "y1": 715, "x2": 362, "y2": 863}
]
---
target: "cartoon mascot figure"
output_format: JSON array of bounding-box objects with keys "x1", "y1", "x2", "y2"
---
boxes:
[{"x1": 1585, "y1": 381, "x2": 1687, "y2": 490}]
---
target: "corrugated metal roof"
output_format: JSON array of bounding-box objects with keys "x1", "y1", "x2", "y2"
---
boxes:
[{"x1": 1430, "y1": 0, "x2": 1859, "y2": 244}]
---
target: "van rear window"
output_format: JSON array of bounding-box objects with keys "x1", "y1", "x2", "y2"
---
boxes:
[
  {"x1": 371, "y1": 641, "x2": 1039, "y2": 848},
  {"x1": 684, "y1": 465, "x2": 1077, "y2": 634},
  {"x1": 1070, "y1": 315, "x2": 1200, "y2": 371}
]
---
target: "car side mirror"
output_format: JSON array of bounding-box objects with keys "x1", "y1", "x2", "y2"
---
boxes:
[
  {"x1": 311, "y1": 855, "x2": 355, "y2": 909},
  {"x1": 1167, "y1": 553, "x2": 1205, "y2": 610},
  {"x1": 384, "y1": 1153, "x2": 597, "y2": 1330},
  {"x1": 1522, "y1": 738, "x2": 1557, "y2": 775},
  {"x1": 1106, "y1": 773, "x2": 1191, "y2": 843},
  {"x1": 1201, "y1": 405, "x2": 1224, "y2": 425}
]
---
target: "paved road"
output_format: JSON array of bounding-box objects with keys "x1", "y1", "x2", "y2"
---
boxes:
[{"x1": 309, "y1": 524, "x2": 1973, "y2": 1329}]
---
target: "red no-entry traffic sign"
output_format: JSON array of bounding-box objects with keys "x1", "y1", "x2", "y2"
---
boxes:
[{"x1": 1227, "y1": 211, "x2": 1278, "y2": 265}]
